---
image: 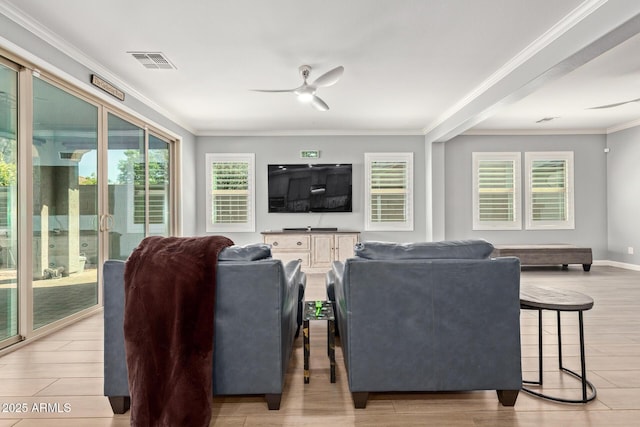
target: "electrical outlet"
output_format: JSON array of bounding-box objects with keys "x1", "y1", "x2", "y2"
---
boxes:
[{"x1": 628, "y1": 247, "x2": 635, "y2": 255}]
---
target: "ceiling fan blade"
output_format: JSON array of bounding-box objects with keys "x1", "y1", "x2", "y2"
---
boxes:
[
  {"x1": 588, "y1": 97, "x2": 640, "y2": 109},
  {"x1": 250, "y1": 89, "x2": 297, "y2": 93},
  {"x1": 311, "y1": 66, "x2": 344, "y2": 87},
  {"x1": 310, "y1": 95, "x2": 329, "y2": 111}
]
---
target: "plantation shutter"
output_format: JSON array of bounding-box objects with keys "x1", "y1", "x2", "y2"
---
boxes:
[
  {"x1": 525, "y1": 151, "x2": 574, "y2": 230},
  {"x1": 478, "y1": 159, "x2": 516, "y2": 222},
  {"x1": 211, "y1": 161, "x2": 250, "y2": 224},
  {"x1": 472, "y1": 152, "x2": 521, "y2": 230},
  {"x1": 132, "y1": 163, "x2": 167, "y2": 225},
  {"x1": 132, "y1": 162, "x2": 146, "y2": 225},
  {"x1": 0, "y1": 187, "x2": 9, "y2": 228},
  {"x1": 370, "y1": 161, "x2": 408, "y2": 222},
  {"x1": 365, "y1": 153, "x2": 413, "y2": 231},
  {"x1": 530, "y1": 159, "x2": 567, "y2": 221},
  {"x1": 147, "y1": 186, "x2": 166, "y2": 224}
]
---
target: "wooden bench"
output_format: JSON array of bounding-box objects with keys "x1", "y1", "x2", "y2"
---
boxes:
[{"x1": 491, "y1": 244, "x2": 592, "y2": 272}]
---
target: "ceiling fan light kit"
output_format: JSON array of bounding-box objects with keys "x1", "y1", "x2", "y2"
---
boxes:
[
  {"x1": 252, "y1": 64, "x2": 344, "y2": 111},
  {"x1": 295, "y1": 87, "x2": 315, "y2": 103}
]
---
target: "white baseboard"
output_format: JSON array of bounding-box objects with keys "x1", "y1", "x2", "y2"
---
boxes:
[{"x1": 593, "y1": 259, "x2": 640, "y2": 271}]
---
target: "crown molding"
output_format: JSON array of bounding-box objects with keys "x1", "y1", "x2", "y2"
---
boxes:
[
  {"x1": 0, "y1": 2, "x2": 196, "y2": 135},
  {"x1": 462, "y1": 128, "x2": 606, "y2": 136},
  {"x1": 606, "y1": 117, "x2": 640, "y2": 134},
  {"x1": 196, "y1": 129, "x2": 425, "y2": 137},
  {"x1": 464, "y1": 116, "x2": 640, "y2": 137}
]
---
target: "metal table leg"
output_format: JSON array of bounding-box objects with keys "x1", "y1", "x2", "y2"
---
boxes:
[
  {"x1": 303, "y1": 319, "x2": 310, "y2": 384},
  {"x1": 522, "y1": 308, "x2": 597, "y2": 403}
]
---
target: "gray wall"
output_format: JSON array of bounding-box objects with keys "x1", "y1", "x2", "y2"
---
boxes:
[
  {"x1": 443, "y1": 134, "x2": 609, "y2": 259},
  {"x1": 606, "y1": 126, "x2": 640, "y2": 265},
  {"x1": 195, "y1": 135, "x2": 427, "y2": 245}
]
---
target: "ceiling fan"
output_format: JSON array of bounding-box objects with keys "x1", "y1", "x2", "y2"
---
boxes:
[
  {"x1": 251, "y1": 65, "x2": 344, "y2": 111},
  {"x1": 588, "y1": 97, "x2": 640, "y2": 109}
]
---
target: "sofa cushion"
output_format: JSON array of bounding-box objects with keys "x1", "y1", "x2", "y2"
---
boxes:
[
  {"x1": 354, "y1": 240, "x2": 494, "y2": 260},
  {"x1": 219, "y1": 243, "x2": 272, "y2": 261}
]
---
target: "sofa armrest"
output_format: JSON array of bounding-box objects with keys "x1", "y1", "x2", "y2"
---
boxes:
[
  {"x1": 284, "y1": 259, "x2": 306, "y2": 335},
  {"x1": 284, "y1": 259, "x2": 302, "y2": 284},
  {"x1": 326, "y1": 262, "x2": 345, "y2": 336},
  {"x1": 330, "y1": 261, "x2": 345, "y2": 303},
  {"x1": 325, "y1": 268, "x2": 336, "y2": 302},
  {"x1": 103, "y1": 260, "x2": 130, "y2": 399},
  {"x1": 284, "y1": 259, "x2": 306, "y2": 299}
]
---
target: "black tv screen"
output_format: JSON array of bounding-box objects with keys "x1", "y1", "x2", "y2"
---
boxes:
[{"x1": 268, "y1": 164, "x2": 352, "y2": 213}]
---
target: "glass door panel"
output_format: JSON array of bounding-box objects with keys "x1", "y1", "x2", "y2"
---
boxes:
[
  {"x1": 107, "y1": 113, "x2": 145, "y2": 259},
  {"x1": 32, "y1": 78, "x2": 99, "y2": 329},
  {"x1": 0, "y1": 61, "x2": 18, "y2": 343},
  {"x1": 148, "y1": 134, "x2": 170, "y2": 237}
]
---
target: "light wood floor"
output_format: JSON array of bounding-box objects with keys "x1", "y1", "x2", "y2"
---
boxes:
[{"x1": 0, "y1": 266, "x2": 638, "y2": 426}]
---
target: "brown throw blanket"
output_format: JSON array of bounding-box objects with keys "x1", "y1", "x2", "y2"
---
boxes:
[{"x1": 124, "y1": 235, "x2": 234, "y2": 427}]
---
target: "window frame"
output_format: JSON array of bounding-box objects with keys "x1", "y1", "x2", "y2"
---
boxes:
[
  {"x1": 364, "y1": 152, "x2": 414, "y2": 231},
  {"x1": 205, "y1": 152, "x2": 255, "y2": 233},
  {"x1": 472, "y1": 152, "x2": 522, "y2": 231},
  {"x1": 525, "y1": 151, "x2": 574, "y2": 230}
]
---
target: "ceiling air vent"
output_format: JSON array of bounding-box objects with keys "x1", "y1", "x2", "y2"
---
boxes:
[{"x1": 128, "y1": 52, "x2": 177, "y2": 70}]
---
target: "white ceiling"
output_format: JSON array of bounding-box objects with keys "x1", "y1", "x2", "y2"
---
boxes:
[{"x1": 2, "y1": 0, "x2": 640, "y2": 139}]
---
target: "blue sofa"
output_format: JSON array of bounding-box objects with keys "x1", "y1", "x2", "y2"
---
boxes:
[
  {"x1": 326, "y1": 240, "x2": 522, "y2": 408},
  {"x1": 103, "y1": 245, "x2": 306, "y2": 413}
]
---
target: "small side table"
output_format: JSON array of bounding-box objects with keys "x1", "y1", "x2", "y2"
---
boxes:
[
  {"x1": 303, "y1": 300, "x2": 336, "y2": 384},
  {"x1": 520, "y1": 284, "x2": 597, "y2": 403}
]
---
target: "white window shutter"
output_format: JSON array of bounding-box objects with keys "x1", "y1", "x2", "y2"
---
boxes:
[
  {"x1": 365, "y1": 153, "x2": 413, "y2": 231},
  {"x1": 525, "y1": 151, "x2": 574, "y2": 230},
  {"x1": 206, "y1": 153, "x2": 255, "y2": 232},
  {"x1": 472, "y1": 152, "x2": 521, "y2": 230}
]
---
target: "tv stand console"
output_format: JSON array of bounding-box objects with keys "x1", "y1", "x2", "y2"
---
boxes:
[{"x1": 262, "y1": 230, "x2": 360, "y2": 274}]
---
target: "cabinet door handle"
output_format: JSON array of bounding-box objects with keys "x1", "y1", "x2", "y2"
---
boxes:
[
  {"x1": 297, "y1": 241, "x2": 302, "y2": 246},
  {"x1": 273, "y1": 241, "x2": 279, "y2": 246}
]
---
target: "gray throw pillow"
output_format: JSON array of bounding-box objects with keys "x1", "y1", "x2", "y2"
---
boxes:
[
  {"x1": 354, "y1": 240, "x2": 494, "y2": 260},
  {"x1": 219, "y1": 243, "x2": 272, "y2": 261}
]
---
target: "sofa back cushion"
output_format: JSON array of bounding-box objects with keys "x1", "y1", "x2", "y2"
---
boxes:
[
  {"x1": 219, "y1": 243, "x2": 272, "y2": 261},
  {"x1": 354, "y1": 239, "x2": 494, "y2": 260}
]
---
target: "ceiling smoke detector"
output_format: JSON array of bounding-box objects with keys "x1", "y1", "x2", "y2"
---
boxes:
[{"x1": 128, "y1": 52, "x2": 177, "y2": 70}]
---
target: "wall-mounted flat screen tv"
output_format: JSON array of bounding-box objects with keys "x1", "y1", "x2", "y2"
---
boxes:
[{"x1": 268, "y1": 164, "x2": 352, "y2": 213}]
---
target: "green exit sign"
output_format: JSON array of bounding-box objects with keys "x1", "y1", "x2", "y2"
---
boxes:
[{"x1": 301, "y1": 150, "x2": 320, "y2": 158}]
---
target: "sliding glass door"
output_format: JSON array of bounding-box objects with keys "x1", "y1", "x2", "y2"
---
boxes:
[
  {"x1": 0, "y1": 60, "x2": 18, "y2": 345},
  {"x1": 32, "y1": 77, "x2": 99, "y2": 329}
]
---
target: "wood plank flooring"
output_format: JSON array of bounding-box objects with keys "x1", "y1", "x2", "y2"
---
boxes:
[{"x1": 0, "y1": 265, "x2": 638, "y2": 426}]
